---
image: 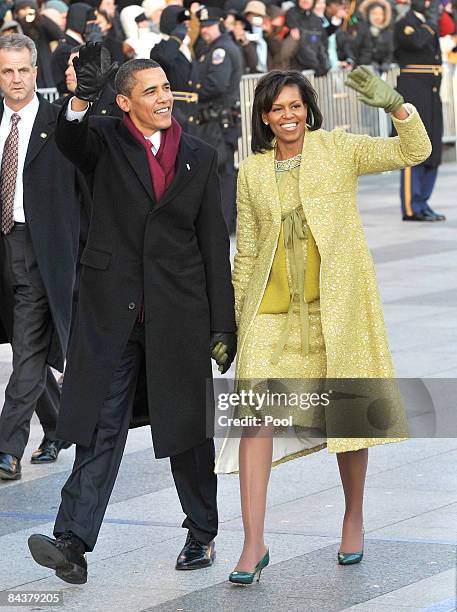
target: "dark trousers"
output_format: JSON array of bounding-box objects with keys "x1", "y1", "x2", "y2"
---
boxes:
[
  {"x1": 0, "y1": 227, "x2": 60, "y2": 459},
  {"x1": 401, "y1": 165, "x2": 438, "y2": 217},
  {"x1": 54, "y1": 321, "x2": 218, "y2": 552}
]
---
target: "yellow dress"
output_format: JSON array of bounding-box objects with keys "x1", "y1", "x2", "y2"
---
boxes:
[{"x1": 235, "y1": 153, "x2": 328, "y2": 458}]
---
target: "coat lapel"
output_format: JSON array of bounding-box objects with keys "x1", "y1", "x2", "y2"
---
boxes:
[
  {"x1": 263, "y1": 146, "x2": 281, "y2": 227},
  {"x1": 24, "y1": 96, "x2": 55, "y2": 170},
  {"x1": 115, "y1": 123, "x2": 155, "y2": 203}
]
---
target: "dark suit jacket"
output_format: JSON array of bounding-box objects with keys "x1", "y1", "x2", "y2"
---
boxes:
[
  {"x1": 54, "y1": 98, "x2": 236, "y2": 458},
  {"x1": 0, "y1": 95, "x2": 80, "y2": 371}
]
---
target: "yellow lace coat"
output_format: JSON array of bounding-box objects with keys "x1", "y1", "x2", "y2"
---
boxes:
[{"x1": 216, "y1": 105, "x2": 431, "y2": 470}]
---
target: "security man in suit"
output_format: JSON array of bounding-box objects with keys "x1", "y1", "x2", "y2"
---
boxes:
[
  {"x1": 394, "y1": 0, "x2": 446, "y2": 221},
  {"x1": 0, "y1": 34, "x2": 79, "y2": 479},
  {"x1": 190, "y1": 6, "x2": 243, "y2": 234}
]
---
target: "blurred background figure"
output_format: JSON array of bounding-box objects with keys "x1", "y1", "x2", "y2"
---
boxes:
[
  {"x1": 225, "y1": 9, "x2": 259, "y2": 73},
  {"x1": 42, "y1": 0, "x2": 68, "y2": 32},
  {"x1": 285, "y1": 0, "x2": 330, "y2": 75},
  {"x1": 51, "y1": 2, "x2": 92, "y2": 94},
  {"x1": 314, "y1": 0, "x2": 346, "y2": 68},
  {"x1": 0, "y1": 18, "x2": 23, "y2": 35},
  {"x1": 142, "y1": 0, "x2": 166, "y2": 34},
  {"x1": 263, "y1": 4, "x2": 292, "y2": 70},
  {"x1": 439, "y1": 0, "x2": 457, "y2": 63},
  {"x1": 120, "y1": 3, "x2": 162, "y2": 57},
  {"x1": 243, "y1": 0, "x2": 267, "y2": 72},
  {"x1": 359, "y1": 0, "x2": 394, "y2": 73},
  {"x1": 98, "y1": 0, "x2": 125, "y2": 41},
  {"x1": 14, "y1": 0, "x2": 63, "y2": 86},
  {"x1": 190, "y1": 4, "x2": 242, "y2": 233},
  {"x1": 336, "y1": 1, "x2": 372, "y2": 68},
  {"x1": 150, "y1": 5, "x2": 198, "y2": 128},
  {"x1": 88, "y1": 8, "x2": 126, "y2": 64}
]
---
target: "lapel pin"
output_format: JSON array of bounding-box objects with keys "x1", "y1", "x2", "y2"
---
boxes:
[
  {"x1": 40, "y1": 132, "x2": 47, "y2": 139},
  {"x1": 186, "y1": 163, "x2": 191, "y2": 171}
]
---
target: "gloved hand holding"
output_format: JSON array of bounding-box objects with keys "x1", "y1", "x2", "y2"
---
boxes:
[
  {"x1": 73, "y1": 42, "x2": 119, "y2": 102},
  {"x1": 170, "y1": 23, "x2": 188, "y2": 43},
  {"x1": 210, "y1": 332, "x2": 236, "y2": 374},
  {"x1": 346, "y1": 65, "x2": 404, "y2": 114}
]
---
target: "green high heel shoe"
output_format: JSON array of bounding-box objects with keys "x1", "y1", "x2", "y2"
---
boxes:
[
  {"x1": 337, "y1": 527, "x2": 364, "y2": 566},
  {"x1": 229, "y1": 549, "x2": 270, "y2": 584}
]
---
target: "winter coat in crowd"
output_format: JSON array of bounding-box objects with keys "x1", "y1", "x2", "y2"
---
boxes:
[
  {"x1": 285, "y1": 3, "x2": 330, "y2": 75},
  {"x1": 336, "y1": 13, "x2": 373, "y2": 65},
  {"x1": 359, "y1": 0, "x2": 394, "y2": 72}
]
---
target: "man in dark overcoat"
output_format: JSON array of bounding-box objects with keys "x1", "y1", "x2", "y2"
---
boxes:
[
  {"x1": 28, "y1": 44, "x2": 236, "y2": 585},
  {"x1": 0, "y1": 34, "x2": 79, "y2": 479},
  {"x1": 394, "y1": 0, "x2": 446, "y2": 221}
]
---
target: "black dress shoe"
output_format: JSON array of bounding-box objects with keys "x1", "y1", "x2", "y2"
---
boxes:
[
  {"x1": 402, "y1": 213, "x2": 436, "y2": 222},
  {"x1": 423, "y1": 209, "x2": 446, "y2": 221},
  {"x1": 28, "y1": 533, "x2": 87, "y2": 584},
  {"x1": 175, "y1": 532, "x2": 216, "y2": 570},
  {"x1": 0, "y1": 453, "x2": 21, "y2": 480},
  {"x1": 30, "y1": 437, "x2": 72, "y2": 464}
]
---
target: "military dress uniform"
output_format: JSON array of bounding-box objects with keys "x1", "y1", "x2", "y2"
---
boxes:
[
  {"x1": 190, "y1": 7, "x2": 243, "y2": 233},
  {"x1": 394, "y1": 8, "x2": 446, "y2": 221}
]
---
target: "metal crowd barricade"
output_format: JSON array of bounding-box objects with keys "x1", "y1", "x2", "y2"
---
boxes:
[
  {"x1": 238, "y1": 64, "x2": 457, "y2": 162},
  {"x1": 37, "y1": 87, "x2": 60, "y2": 103}
]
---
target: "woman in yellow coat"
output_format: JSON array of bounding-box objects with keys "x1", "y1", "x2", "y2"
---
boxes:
[{"x1": 214, "y1": 67, "x2": 432, "y2": 583}]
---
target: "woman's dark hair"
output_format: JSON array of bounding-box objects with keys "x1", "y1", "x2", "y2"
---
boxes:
[{"x1": 251, "y1": 70, "x2": 323, "y2": 154}]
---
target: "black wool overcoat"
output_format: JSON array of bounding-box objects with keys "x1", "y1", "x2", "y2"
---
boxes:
[{"x1": 54, "y1": 98, "x2": 236, "y2": 458}]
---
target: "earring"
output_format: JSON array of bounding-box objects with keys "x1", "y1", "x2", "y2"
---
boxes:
[{"x1": 264, "y1": 121, "x2": 269, "y2": 126}]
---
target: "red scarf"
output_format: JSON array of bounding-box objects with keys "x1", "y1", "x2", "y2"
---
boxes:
[{"x1": 123, "y1": 113, "x2": 182, "y2": 201}]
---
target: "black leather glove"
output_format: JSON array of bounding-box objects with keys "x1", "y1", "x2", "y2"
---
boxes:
[
  {"x1": 170, "y1": 23, "x2": 188, "y2": 42},
  {"x1": 73, "y1": 42, "x2": 119, "y2": 102},
  {"x1": 210, "y1": 332, "x2": 236, "y2": 374}
]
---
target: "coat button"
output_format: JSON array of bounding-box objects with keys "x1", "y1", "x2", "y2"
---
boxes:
[
  {"x1": 128, "y1": 302, "x2": 135, "y2": 310},
  {"x1": 188, "y1": 80, "x2": 192, "y2": 86},
  {"x1": 432, "y1": 86, "x2": 437, "y2": 92}
]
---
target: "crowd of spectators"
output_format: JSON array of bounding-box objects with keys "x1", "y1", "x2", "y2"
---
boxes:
[{"x1": 0, "y1": 0, "x2": 455, "y2": 91}]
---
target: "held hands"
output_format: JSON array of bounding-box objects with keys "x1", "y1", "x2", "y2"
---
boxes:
[
  {"x1": 210, "y1": 332, "x2": 237, "y2": 374},
  {"x1": 346, "y1": 66, "x2": 404, "y2": 114},
  {"x1": 73, "y1": 42, "x2": 119, "y2": 103}
]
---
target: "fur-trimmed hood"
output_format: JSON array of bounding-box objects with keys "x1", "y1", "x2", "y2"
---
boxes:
[{"x1": 359, "y1": 0, "x2": 392, "y2": 29}]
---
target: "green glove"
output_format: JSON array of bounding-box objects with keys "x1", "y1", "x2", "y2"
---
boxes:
[
  {"x1": 210, "y1": 333, "x2": 236, "y2": 374},
  {"x1": 346, "y1": 66, "x2": 404, "y2": 114}
]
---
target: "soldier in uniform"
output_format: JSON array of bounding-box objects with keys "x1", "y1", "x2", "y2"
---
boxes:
[
  {"x1": 190, "y1": 6, "x2": 243, "y2": 234},
  {"x1": 150, "y1": 6, "x2": 200, "y2": 131},
  {"x1": 394, "y1": 0, "x2": 446, "y2": 221}
]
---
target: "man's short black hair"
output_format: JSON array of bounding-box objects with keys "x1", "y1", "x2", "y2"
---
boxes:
[{"x1": 115, "y1": 58, "x2": 161, "y2": 96}]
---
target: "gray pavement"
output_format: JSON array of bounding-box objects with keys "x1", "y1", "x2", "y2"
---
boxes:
[{"x1": 0, "y1": 164, "x2": 456, "y2": 612}]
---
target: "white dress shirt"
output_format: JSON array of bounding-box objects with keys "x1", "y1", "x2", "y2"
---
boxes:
[
  {"x1": 0, "y1": 95, "x2": 40, "y2": 222},
  {"x1": 66, "y1": 99, "x2": 161, "y2": 154}
]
